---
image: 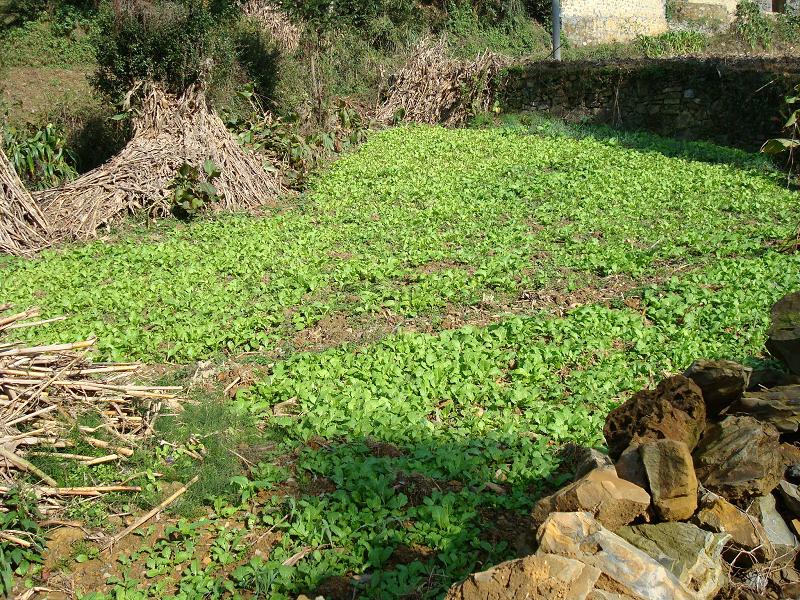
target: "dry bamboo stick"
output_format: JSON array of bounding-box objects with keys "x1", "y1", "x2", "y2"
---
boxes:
[
  {"x1": 0, "y1": 446, "x2": 58, "y2": 486},
  {"x1": 5, "y1": 316, "x2": 68, "y2": 330},
  {"x1": 0, "y1": 531, "x2": 32, "y2": 547},
  {"x1": 81, "y1": 454, "x2": 120, "y2": 466},
  {"x1": 0, "y1": 340, "x2": 95, "y2": 357},
  {"x1": 84, "y1": 437, "x2": 134, "y2": 457},
  {"x1": 5, "y1": 404, "x2": 58, "y2": 427},
  {"x1": 105, "y1": 475, "x2": 199, "y2": 549}
]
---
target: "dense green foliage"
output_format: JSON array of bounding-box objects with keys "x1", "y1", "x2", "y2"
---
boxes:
[
  {"x1": 634, "y1": 30, "x2": 709, "y2": 57},
  {"x1": 1, "y1": 125, "x2": 797, "y2": 364},
  {"x1": 2, "y1": 121, "x2": 78, "y2": 188},
  {"x1": 3, "y1": 125, "x2": 799, "y2": 598},
  {"x1": 91, "y1": 0, "x2": 244, "y2": 99}
]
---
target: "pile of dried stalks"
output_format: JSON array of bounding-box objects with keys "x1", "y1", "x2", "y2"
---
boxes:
[
  {"x1": 36, "y1": 83, "x2": 286, "y2": 242},
  {"x1": 240, "y1": 0, "x2": 301, "y2": 52},
  {"x1": 375, "y1": 38, "x2": 507, "y2": 127},
  {"x1": 0, "y1": 148, "x2": 50, "y2": 257},
  {"x1": 0, "y1": 305, "x2": 180, "y2": 514}
]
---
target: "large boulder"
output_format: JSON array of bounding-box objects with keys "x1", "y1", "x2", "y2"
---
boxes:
[
  {"x1": 684, "y1": 359, "x2": 751, "y2": 416},
  {"x1": 536, "y1": 512, "x2": 696, "y2": 600},
  {"x1": 532, "y1": 468, "x2": 650, "y2": 531},
  {"x1": 444, "y1": 553, "x2": 600, "y2": 600},
  {"x1": 616, "y1": 522, "x2": 728, "y2": 600},
  {"x1": 692, "y1": 490, "x2": 771, "y2": 554},
  {"x1": 615, "y1": 440, "x2": 698, "y2": 522},
  {"x1": 766, "y1": 292, "x2": 800, "y2": 377},
  {"x1": 604, "y1": 375, "x2": 706, "y2": 459},
  {"x1": 735, "y1": 386, "x2": 800, "y2": 433},
  {"x1": 693, "y1": 415, "x2": 783, "y2": 503}
]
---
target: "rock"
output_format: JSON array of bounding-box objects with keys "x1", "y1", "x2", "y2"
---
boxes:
[
  {"x1": 532, "y1": 468, "x2": 650, "y2": 531},
  {"x1": 604, "y1": 375, "x2": 706, "y2": 459},
  {"x1": 616, "y1": 522, "x2": 728, "y2": 599},
  {"x1": 536, "y1": 512, "x2": 696, "y2": 600},
  {"x1": 560, "y1": 443, "x2": 616, "y2": 480},
  {"x1": 615, "y1": 445, "x2": 648, "y2": 491},
  {"x1": 444, "y1": 553, "x2": 600, "y2": 600},
  {"x1": 693, "y1": 416, "x2": 784, "y2": 503},
  {"x1": 782, "y1": 444, "x2": 800, "y2": 469},
  {"x1": 747, "y1": 494, "x2": 797, "y2": 555},
  {"x1": 767, "y1": 292, "x2": 800, "y2": 377},
  {"x1": 640, "y1": 440, "x2": 698, "y2": 522},
  {"x1": 587, "y1": 593, "x2": 637, "y2": 600},
  {"x1": 616, "y1": 440, "x2": 697, "y2": 521},
  {"x1": 784, "y1": 582, "x2": 800, "y2": 600},
  {"x1": 693, "y1": 490, "x2": 770, "y2": 553},
  {"x1": 778, "y1": 481, "x2": 800, "y2": 518},
  {"x1": 684, "y1": 359, "x2": 751, "y2": 416},
  {"x1": 735, "y1": 386, "x2": 800, "y2": 433},
  {"x1": 749, "y1": 367, "x2": 800, "y2": 392}
]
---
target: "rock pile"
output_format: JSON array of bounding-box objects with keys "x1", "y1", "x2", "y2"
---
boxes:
[{"x1": 446, "y1": 291, "x2": 800, "y2": 600}]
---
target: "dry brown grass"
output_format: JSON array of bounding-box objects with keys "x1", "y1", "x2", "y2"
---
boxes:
[
  {"x1": 0, "y1": 147, "x2": 50, "y2": 257},
  {"x1": 239, "y1": 0, "x2": 302, "y2": 52},
  {"x1": 35, "y1": 82, "x2": 286, "y2": 242},
  {"x1": 375, "y1": 37, "x2": 507, "y2": 127}
]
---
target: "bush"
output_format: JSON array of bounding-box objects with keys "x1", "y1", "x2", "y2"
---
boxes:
[
  {"x1": 2, "y1": 122, "x2": 78, "y2": 189},
  {"x1": 92, "y1": 0, "x2": 242, "y2": 101},
  {"x1": 735, "y1": 0, "x2": 773, "y2": 49},
  {"x1": 634, "y1": 31, "x2": 710, "y2": 57}
]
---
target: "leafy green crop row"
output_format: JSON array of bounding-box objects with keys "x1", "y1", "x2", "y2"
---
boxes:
[
  {"x1": 10, "y1": 124, "x2": 793, "y2": 599},
  {"x1": 1, "y1": 126, "x2": 797, "y2": 362},
  {"x1": 75, "y1": 248, "x2": 799, "y2": 599}
]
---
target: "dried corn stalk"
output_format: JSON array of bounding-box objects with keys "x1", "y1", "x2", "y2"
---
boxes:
[
  {"x1": 0, "y1": 305, "x2": 180, "y2": 511},
  {"x1": 0, "y1": 148, "x2": 50, "y2": 257},
  {"x1": 36, "y1": 83, "x2": 287, "y2": 242},
  {"x1": 375, "y1": 38, "x2": 507, "y2": 127},
  {"x1": 240, "y1": 0, "x2": 302, "y2": 52}
]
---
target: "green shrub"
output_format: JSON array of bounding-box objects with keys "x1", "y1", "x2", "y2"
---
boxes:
[
  {"x1": 2, "y1": 121, "x2": 78, "y2": 189},
  {"x1": 735, "y1": 0, "x2": 773, "y2": 49},
  {"x1": 634, "y1": 30, "x2": 710, "y2": 57},
  {"x1": 92, "y1": 0, "x2": 242, "y2": 101}
]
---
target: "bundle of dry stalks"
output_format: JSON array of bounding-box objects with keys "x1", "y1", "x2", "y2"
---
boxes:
[
  {"x1": 0, "y1": 148, "x2": 50, "y2": 257},
  {"x1": 375, "y1": 38, "x2": 506, "y2": 127},
  {"x1": 0, "y1": 305, "x2": 180, "y2": 514},
  {"x1": 240, "y1": 0, "x2": 301, "y2": 52},
  {"x1": 36, "y1": 83, "x2": 286, "y2": 242}
]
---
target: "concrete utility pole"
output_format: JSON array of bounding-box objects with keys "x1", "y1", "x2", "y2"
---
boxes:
[{"x1": 552, "y1": 0, "x2": 562, "y2": 61}]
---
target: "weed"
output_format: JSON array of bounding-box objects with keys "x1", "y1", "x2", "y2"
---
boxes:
[
  {"x1": 736, "y1": 0, "x2": 773, "y2": 49},
  {"x1": 634, "y1": 30, "x2": 710, "y2": 57}
]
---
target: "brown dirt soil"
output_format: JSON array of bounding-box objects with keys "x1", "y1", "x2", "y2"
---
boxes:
[
  {"x1": 392, "y1": 472, "x2": 464, "y2": 506},
  {"x1": 291, "y1": 312, "x2": 395, "y2": 352}
]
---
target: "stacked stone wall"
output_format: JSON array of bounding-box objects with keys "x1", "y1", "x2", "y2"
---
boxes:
[{"x1": 501, "y1": 57, "x2": 800, "y2": 150}]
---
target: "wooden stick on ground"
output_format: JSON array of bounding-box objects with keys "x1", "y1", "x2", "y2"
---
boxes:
[
  {"x1": 105, "y1": 475, "x2": 199, "y2": 550},
  {"x1": 0, "y1": 446, "x2": 58, "y2": 486}
]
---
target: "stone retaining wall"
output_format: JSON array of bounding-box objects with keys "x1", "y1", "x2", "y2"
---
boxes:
[{"x1": 501, "y1": 58, "x2": 800, "y2": 150}]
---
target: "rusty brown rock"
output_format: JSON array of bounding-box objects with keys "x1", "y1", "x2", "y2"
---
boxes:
[
  {"x1": 640, "y1": 440, "x2": 698, "y2": 522},
  {"x1": 684, "y1": 359, "x2": 751, "y2": 416},
  {"x1": 604, "y1": 375, "x2": 706, "y2": 459},
  {"x1": 693, "y1": 490, "x2": 771, "y2": 553},
  {"x1": 444, "y1": 552, "x2": 600, "y2": 600},
  {"x1": 532, "y1": 468, "x2": 650, "y2": 531},
  {"x1": 693, "y1": 416, "x2": 783, "y2": 503}
]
